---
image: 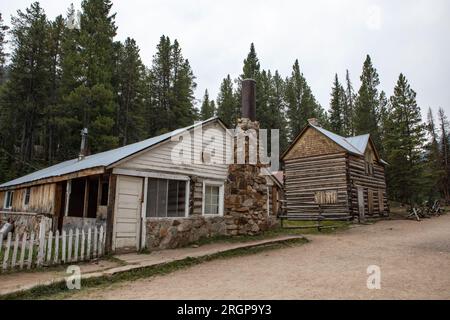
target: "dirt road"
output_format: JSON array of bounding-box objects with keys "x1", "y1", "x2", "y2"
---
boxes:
[{"x1": 70, "y1": 215, "x2": 450, "y2": 299}]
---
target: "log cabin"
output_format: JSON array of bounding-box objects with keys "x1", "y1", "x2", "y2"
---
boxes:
[
  {"x1": 0, "y1": 79, "x2": 282, "y2": 252},
  {"x1": 281, "y1": 119, "x2": 389, "y2": 221}
]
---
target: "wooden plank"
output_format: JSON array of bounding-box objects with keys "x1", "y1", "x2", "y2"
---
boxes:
[
  {"x1": 105, "y1": 173, "x2": 117, "y2": 254},
  {"x1": 19, "y1": 232, "x2": 27, "y2": 269},
  {"x1": 27, "y1": 232, "x2": 35, "y2": 269},
  {"x1": 37, "y1": 220, "x2": 46, "y2": 267},
  {"x1": 46, "y1": 230, "x2": 53, "y2": 263},
  {"x1": 67, "y1": 229, "x2": 73, "y2": 262},
  {"x1": 87, "y1": 227, "x2": 92, "y2": 259},
  {"x1": 93, "y1": 227, "x2": 98, "y2": 258},
  {"x1": 2, "y1": 232, "x2": 11, "y2": 271},
  {"x1": 54, "y1": 230, "x2": 59, "y2": 264},
  {"x1": 61, "y1": 230, "x2": 66, "y2": 263},
  {"x1": 99, "y1": 226, "x2": 104, "y2": 256},
  {"x1": 80, "y1": 229, "x2": 85, "y2": 261},
  {"x1": 74, "y1": 228, "x2": 79, "y2": 262},
  {"x1": 11, "y1": 233, "x2": 19, "y2": 269}
]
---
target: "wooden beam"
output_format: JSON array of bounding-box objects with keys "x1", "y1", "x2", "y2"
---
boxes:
[{"x1": 104, "y1": 173, "x2": 116, "y2": 254}]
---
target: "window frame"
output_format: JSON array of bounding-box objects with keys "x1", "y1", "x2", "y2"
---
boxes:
[
  {"x1": 201, "y1": 180, "x2": 224, "y2": 217},
  {"x1": 145, "y1": 177, "x2": 190, "y2": 219},
  {"x1": 4, "y1": 190, "x2": 14, "y2": 210},
  {"x1": 23, "y1": 187, "x2": 31, "y2": 207}
]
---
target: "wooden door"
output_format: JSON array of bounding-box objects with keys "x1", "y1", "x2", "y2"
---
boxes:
[
  {"x1": 113, "y1": 175, "x2": 143, "y2": 252},
  {"x1": 357, "y1": 186, "x2": 365, "y2": 221}
]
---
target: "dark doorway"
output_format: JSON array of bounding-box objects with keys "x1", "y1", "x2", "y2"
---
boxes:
[
  {"x1": 87, "y1": 177, "x2": 99, "y2": 218},
  {"x1": 68, "y1": 178, "x2": 86, "y2": 217}
]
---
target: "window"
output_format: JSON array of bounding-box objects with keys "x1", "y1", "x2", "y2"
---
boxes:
[
  {"x1": 24, "y1": 188, "x2": 31, "y2": 206},
  {"x1": 146, "y1": 178, "x2": 187, "y2": 218},
  {"x1": 4, "y1": 191, "x2": 14, "y2": 209},
  {"x1": 100, "y1": 181, "x2": 109, "y2": 206},
  {"x1": 202, "y1": 181, "x2": 224, "y2": 216}
]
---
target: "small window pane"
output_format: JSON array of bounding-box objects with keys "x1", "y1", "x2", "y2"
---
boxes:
[
  {"x1": 146, "y1": 178, "x2": 158, "y2": 217},
  {"x1": 204, "y1": 185, "x2": 220, "y2": 215}
]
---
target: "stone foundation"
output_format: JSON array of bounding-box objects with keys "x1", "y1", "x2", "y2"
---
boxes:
[{"x1": 145, "y1": 214, "x2": 278, "y2": 250}]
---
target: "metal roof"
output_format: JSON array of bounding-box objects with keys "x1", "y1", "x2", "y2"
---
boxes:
[
  {"x1": 311, "y1": 125, "x2": 365, "y2": 155},
  {"x1": 0, "y1": 117, "x2": 220, "y2": 188}
]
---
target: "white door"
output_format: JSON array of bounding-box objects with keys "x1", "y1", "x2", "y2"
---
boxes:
[{"x1": 113, "y1": 175, "x2": 143, "y2": 251}]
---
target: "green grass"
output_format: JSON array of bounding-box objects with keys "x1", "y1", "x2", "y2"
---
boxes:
[{"x1": 0, "y1": 237, "x2": 307, "y2": 300}]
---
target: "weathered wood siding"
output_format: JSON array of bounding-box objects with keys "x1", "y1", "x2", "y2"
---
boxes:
[
  {"x1": 284, "y1": 153, "x2": 350, "y2": 216},
  {"x1": 348, "y1": 154, "x2": 388, "y2": 217},
  {"x1": 117, "y1": 121, "x2": 229, "y2": 181},
  {"x1": 0, "y1": 183, "x2": 56, "y2": 214}
]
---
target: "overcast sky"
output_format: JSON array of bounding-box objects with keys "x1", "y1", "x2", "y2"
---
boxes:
[{"x1": 1, "y1": 0, "x2": 449, "y2": 119}]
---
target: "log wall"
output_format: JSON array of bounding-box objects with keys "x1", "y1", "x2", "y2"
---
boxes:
[
  {"x1": 348, "y1": 154, "x2": 388, "y2": 217},
  {"x1": 284, "y1": 152, "x2": 350, "y2": 216}
]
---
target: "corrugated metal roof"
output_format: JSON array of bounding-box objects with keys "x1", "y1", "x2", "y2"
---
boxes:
[
  {"x1": 345, "y1": 134, "x2": 370, "y2": 154},
  {"x1": 311, "y1": 125, "x2": 364, "y2": 155},
  {"x1": 0, "y1": 117, "x2": 219, "y2": 188}
]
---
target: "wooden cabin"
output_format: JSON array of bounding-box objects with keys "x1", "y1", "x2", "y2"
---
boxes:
[
  {"x1": 0, "y1": 81, "x2": 282, "y2": 252},
  {"x1": 281, "y1": 119, "x2": 389, "y2": 221}
]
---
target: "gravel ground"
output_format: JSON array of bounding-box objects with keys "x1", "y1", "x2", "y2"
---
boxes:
[{"x1": 69, "y1": 214, "x2": 450, "y2": 300}]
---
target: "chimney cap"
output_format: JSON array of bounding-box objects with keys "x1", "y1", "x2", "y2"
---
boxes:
[{"x1": 308, "y1": 118, "x2": 320, "y2": 126}]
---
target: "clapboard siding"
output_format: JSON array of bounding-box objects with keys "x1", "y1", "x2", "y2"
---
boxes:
[
  {"x1": 284, "y1": 153, "x2": 349, "y2": 216},
  {"x1": 117, "y1": 122, "x2": 229, "y2": 181}
]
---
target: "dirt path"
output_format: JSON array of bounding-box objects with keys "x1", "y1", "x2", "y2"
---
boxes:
[{"x1": 69, "y1": 215, "x2": 450, "y2": 299}]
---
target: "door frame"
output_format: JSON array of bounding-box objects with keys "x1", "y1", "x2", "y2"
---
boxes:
[
  {"x1": 357, "y1": 185, "x2": 365, "y2": 222},
  {"x1": 112, "y1": 175, "x2": 143, "y2": 252}
]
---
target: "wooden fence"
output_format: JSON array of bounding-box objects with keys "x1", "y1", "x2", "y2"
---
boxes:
[{"x1": 0, "y1": 221, "x2": 106, "y2": 272}]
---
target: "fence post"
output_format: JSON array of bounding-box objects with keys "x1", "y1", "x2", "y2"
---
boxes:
[
  {"x1": 37, "y1": 220, "x2": 46, "y2": 267},
  {"x1": 54, "y1": 230, "x2": 60, "y2": 264},
  {"x1": 19, "y1": 232, "x2": 27, "y2": 269},
  {"x1": 0, "y1": 232, "x2": 3, "y2": 255},
  {"x1": 27, "y1": 232, "x2": 35, "y2": 269},
  {"x1": 74, "y1": 228, "x2": 79, "y2": 262},
  {"x1": 2, "y1": 232, "x2": 11, "y2": 271},
  {"x1": 99, "y1": 226, "x2": 104, "y2": 257},
  {"x1": 87, "y1": 227, "x2": 92, "y2": 259},
  {"x1": 80, "y1": 229, "x2": 85, "y2": 261},
  {"x1": 46, "y1": 230, "x2": 53, "y2": 264},
  {"x1": 93, "y1": 227, "x2": 98, "y2": 258},
  {"x1": 61, "y1": 230, "x2": 66, "y2": 263},
  {"x1": 11, "y1": 233, "x2": 20, "y2": 269},
  {"x1": 68, "y1": 229, "x2": 73, "y2": 263}
]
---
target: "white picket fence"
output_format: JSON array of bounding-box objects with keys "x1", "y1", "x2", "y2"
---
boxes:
[{"x1": 0, "y1": 222, "x2": 106, "y2": 272}]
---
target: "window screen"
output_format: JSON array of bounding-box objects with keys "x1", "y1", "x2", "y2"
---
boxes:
[
  {"x1": 204, "y1": 185, "x2": 220, "y2": 215},
  {"x1": 146, "y1": 178, "x2": 186, "y2": 218}
]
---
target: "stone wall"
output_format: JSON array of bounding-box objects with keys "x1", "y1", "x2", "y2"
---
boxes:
[{"x1": 0, "y1": 211, "x2": 52, "y2": 236}]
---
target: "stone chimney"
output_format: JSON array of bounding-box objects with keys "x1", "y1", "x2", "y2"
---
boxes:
[
  {"x1": 78, "y1": 128, "x2": 88, "y2": 161},
  {"x1": 223, "y1": 79, "x2": 277, "y2": 236},
  {"x1": 308, "y1": 118, "x2": 320, "y2": 126}
]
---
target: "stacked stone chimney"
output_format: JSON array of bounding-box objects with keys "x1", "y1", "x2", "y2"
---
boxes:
[{"x1": 223, "y1": 79, "x2": 277, "y2": 235}]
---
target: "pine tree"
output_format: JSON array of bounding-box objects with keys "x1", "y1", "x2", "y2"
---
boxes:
[
  {"x1": 354, "y1": 55, "x2": 382, "y2": 149},
  {"x1": 285, "y1": 59, "x2": 323, "y2": 140},
  {"x1": 329, "y1": 74, "x2": 344, "y2": 135},
  {"x1": 216, "y1": 74, "x2": 238, "y2": 127},
  {"x1": 1, "y1": 2, "x2": 51, "y2": 175},
  {"x1": 438, "y1": 108, "x2": 450, "y2": 202},
  {"x1": 268, "y1": 70, "x2": 288, "y2": 152},
  {"x1": 423, "y1": 108, "x2": 444, "y2": 201},
  {"x1": 242, "y1": 43, "x2": 260, "y2": 80},
  {"x1": 146, "y1": 36, "x2": 197, "y2": 135},
  {"x1": 0, "y1": 13, "x2": 9, "y2": 84},
  {"x1": 200, "y1": 89, "x2": 215, "y2": 120},
  {"x1": 343, "y1": 69, "x2": 355, "y2": 136},
  {"x1": 384, "y1": 73, "x2": 425, "y2": 204},
  {"x1": 114, "y1": 37, "x2": 145, "y2": 145}
]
